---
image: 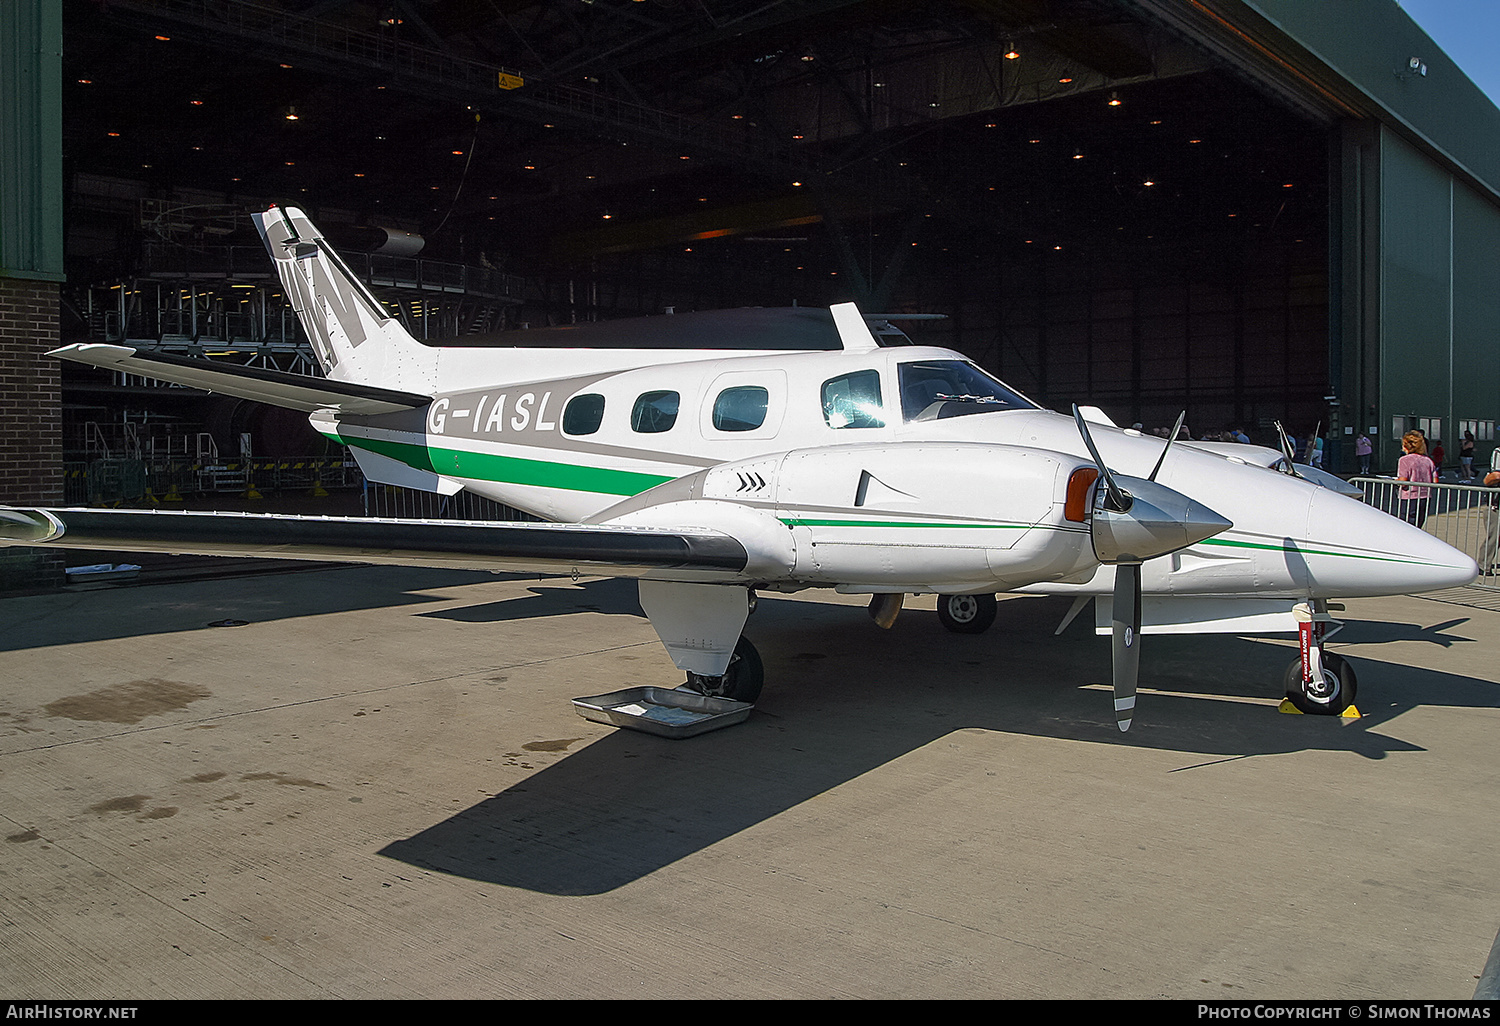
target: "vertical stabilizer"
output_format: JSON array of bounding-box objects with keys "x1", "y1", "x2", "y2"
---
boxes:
[{"x1": 252, "y1": 206, "x2": 438, "y2": 393}]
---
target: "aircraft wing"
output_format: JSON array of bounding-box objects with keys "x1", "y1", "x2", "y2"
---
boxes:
[
  {"x1": 0, "y1": 508, "x2": 748, "y2": 580},
  {"x1": 50, "y1": 344, "x2": 430, "y2": 415}
]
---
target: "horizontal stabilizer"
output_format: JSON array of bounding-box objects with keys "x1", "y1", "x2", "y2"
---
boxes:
[
  {"x1": 50, "y1": 344, "x2": 430, "y2": 415},
  {"x1": 347, "y1": 445, "x2": 464, "y2": 495},
  {"x1": 0, "y1": 507, "x2": 748, "y2": 580}
]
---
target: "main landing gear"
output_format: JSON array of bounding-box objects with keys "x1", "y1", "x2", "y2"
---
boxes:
[
  {"x1": 936, "y1": 593, "x2": 998, "y2": 634},
  {"x1": 1283, "y1": 599, "x2": 1358, "y2": 716},
  {"x1": 683, "y1": 636, "x2": 764, "y2": 704},
  {"x1": 638, "y1": 580, "x2": 762, "y2": 703}
]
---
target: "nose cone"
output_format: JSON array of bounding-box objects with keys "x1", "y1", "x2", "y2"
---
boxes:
[
  {"x1": 1093, "y1": 476, "x2": 1233, "y2": 563},
  {"x1": 1304, "y1": 488, "x2": 1479, "y2": 595}
]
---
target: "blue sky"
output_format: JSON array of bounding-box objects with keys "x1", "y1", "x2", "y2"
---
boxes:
[{"x1": 1397, "y1": 0, "x2": 1500, "y2": 109}]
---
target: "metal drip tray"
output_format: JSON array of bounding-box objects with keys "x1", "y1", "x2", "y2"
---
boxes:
[
  {"x1": 571, "y1": 686, "x2": 753, "y2": 738},
  {"x1": 65, "y1": 563, "x2": 142, "y2": 582}
]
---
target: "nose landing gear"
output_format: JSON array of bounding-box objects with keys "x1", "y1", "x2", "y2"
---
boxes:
[{"x1": 1283, "y1": 600, "x2": 1359, "y2": 716}]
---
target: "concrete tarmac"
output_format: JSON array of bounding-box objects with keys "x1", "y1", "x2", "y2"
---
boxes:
[{"x1": 2, "y1": 564, "x2": 1497, "y2": 999}]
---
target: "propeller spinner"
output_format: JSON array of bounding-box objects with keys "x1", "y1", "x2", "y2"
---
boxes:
[{"x1": 1072, "y1": 407, "x2": 1232, "y2": 730}]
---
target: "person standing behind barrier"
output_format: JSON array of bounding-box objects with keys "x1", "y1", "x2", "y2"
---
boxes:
[
  {"x1": 1483, "y1": 468, "x2": 1500, "y2": 576},
  {"x1": 1356, "y1": 433, "x2": 1373, "y2": 475},
  {"x1": 1397, "y1": 430, "x2": 1436, "y2": 528},
  {"x1": 1461, "y1": 432, "x2": 1475, "y2": 481},
  {"x1": 1430, "y1": 439, "x2": 1445, "y2": 479}
]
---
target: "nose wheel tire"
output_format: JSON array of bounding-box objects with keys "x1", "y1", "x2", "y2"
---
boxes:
[
  {"x1": 936, "y1": 593, "x2": 998, "y2": 634},
  {"x1": 684, "y1": 636, "x2": 764, "y2": 704},
  {"x1": 1283, "y1": 652, "x2": 1358, "y2": 715}
]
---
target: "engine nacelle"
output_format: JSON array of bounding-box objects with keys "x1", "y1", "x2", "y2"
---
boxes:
[{"x1": 715, "y1": 442, "x2": 1103, "y2": 590}]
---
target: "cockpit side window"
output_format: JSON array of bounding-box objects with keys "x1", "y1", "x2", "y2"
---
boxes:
[
  {"x1": 897, "y1": 360, "x2": 1036, "y2": 422},
  {"x1": 821, "y1": 370, "x2": 885, "y2": 429}
]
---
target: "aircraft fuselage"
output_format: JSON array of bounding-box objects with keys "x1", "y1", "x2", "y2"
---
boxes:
[{"x1": 317, "y1": 343, "x2": 1473, "y2": 601}]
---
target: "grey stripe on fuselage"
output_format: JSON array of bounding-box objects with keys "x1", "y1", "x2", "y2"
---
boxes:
[{"x1": 344, "y1": 367, "x2": 720, "y2": 469}]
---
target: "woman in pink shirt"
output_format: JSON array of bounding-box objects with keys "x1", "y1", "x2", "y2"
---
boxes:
[{"x1": 1397, "y1": 431, "x2": 1436, "y2": 527}]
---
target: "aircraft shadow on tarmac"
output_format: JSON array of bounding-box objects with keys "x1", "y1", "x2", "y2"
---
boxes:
[
  {"x1": 0, "y1": 565, "x2": 519, "y2": 652},
  {"x1": 413, "y1": 576, "x2": 646, "y2": 624},
  {"x1": 380, "y1": 593, "x2": 1499, "y2": 896},
  {"x1": 1333, "y1": 616, "x2": 1475, "y2": 648}
]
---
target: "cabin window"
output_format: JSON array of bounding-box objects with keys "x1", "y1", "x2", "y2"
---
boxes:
[
  {"x1": 631, "y1": 390, "x2": 680, "y2": 433},
  {"x1": 897, "y1": 360, "x2": 1036, "y2": 422},
  {"x1": 821, "y1": 370, "x2": 885, "y2": 429},
  {"x1": 562, "y1": 393, "x2": 605, "y2": 435},
  {"x1": 713, "y1": 386, "x2": 769, "y2": 432}
]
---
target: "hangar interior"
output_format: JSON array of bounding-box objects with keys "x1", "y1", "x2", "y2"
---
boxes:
[{"x1": 3, "y1": 0, "x2": 1499, "y2": 530}]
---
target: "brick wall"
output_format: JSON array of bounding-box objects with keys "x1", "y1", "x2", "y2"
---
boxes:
[{"x1": 0, "y1": 276, "x2": 65, "y2": 590}]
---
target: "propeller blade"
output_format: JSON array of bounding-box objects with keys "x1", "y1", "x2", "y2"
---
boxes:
[
  {"x1": 1147, "y1": 410, "x2": 1187, "y2": 482},
  {"x1": 1273, "y1": 421, "x2": 1302, "y2": 477},
  {"x1": 1072, "y1": 405, "x2": 1130, "y2": 511},
  {"x1": 1112, "y1": 563, "x2": 1142, "y2": 732},
  {"x1": 1068, "y1": 409, "x2": 1231, "y2": 732}
]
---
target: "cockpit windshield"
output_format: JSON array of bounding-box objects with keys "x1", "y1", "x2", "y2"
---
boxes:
[{"x1": 897, "y1": 360, "x2": 1037, "y2": 422}]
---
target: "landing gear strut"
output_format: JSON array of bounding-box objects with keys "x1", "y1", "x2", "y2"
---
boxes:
[
  {"x1": 684, "y1": 636, "x2": 764, "y2": 704},
  {"x1": 936, "y1": 593, "x2": 998, "y2": 634},
  {"x1": 1283, "y1": 599, "x2": 1358, "y2": 716}
]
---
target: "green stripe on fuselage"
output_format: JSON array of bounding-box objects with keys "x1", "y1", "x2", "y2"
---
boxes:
[
  {"x1": 327, "y1": 432, "x2": 675, "y2": 496},
  {"x1": 1199, "y1": 535, "x2": 1433, "y2": 566}
]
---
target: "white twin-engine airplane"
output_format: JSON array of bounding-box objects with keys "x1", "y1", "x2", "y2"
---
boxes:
[{"x1": 1, "y1": 206, "x2": 1479, "y2": 731}]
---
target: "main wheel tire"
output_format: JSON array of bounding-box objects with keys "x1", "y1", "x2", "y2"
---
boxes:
[
  {"x1": 936, "y1": 593, "x2": 998, "y2": 635},
  {"x1": 1283, "y1": 652, "x2": 1358, "y2": 715},
  {"x1": 685, "y1": 636, "x2": 764, "y2": 704}
]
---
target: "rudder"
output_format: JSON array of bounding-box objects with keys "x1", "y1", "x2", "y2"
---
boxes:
[{"x1": 252, "y1": 206, "x2": 438, "y2": 394}]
